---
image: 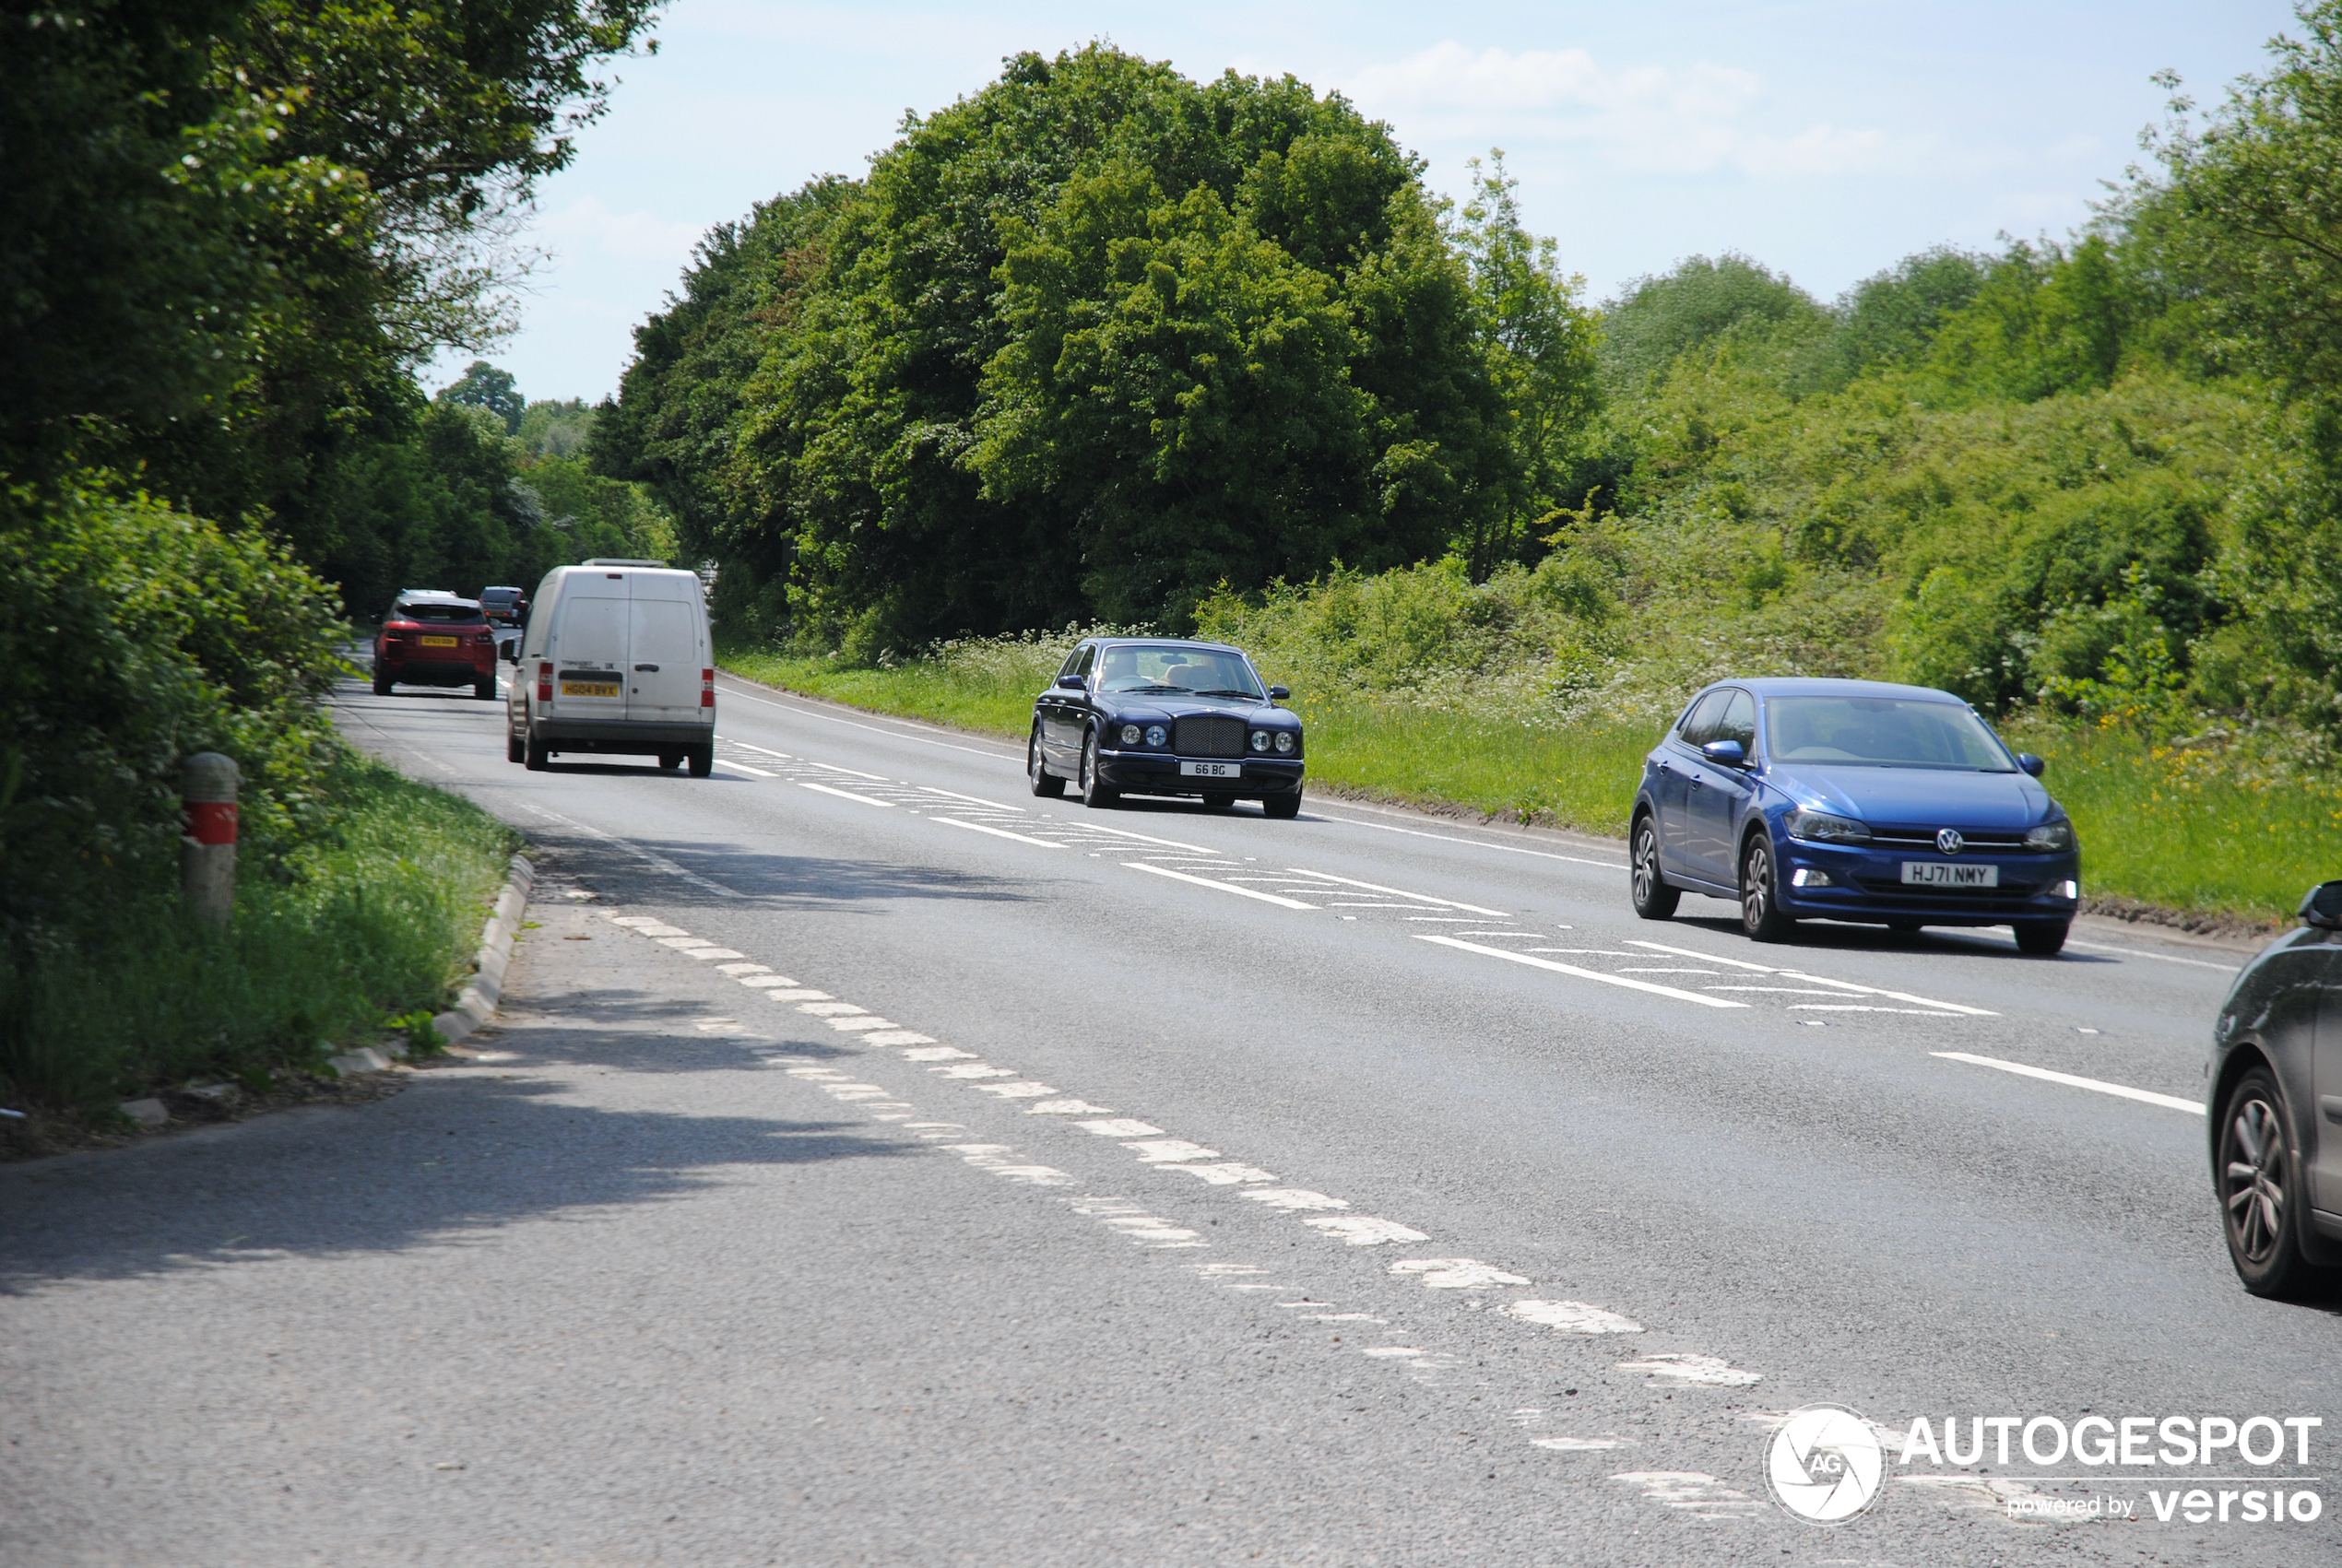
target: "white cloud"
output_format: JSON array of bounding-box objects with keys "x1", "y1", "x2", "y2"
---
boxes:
[{"x1": 1344, "y1": 41, "x2": 1903, "y2": 179}]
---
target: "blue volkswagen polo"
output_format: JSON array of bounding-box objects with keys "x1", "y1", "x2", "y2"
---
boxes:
[{"x1": 1628, "y1": 678, "x2": 2082, "y2": 953}]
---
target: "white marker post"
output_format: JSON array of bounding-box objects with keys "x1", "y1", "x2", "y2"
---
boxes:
[{"x1": 180, "y1": 752, "x2": 238, "y2": 930}]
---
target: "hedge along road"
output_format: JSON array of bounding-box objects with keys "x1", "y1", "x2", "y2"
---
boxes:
[{"x1": 322, "y1": 666, "x2": 2337, "y2": 1562}]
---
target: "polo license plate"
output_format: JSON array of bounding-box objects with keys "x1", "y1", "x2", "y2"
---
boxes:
[
  {"x1": 419, "y1": 634, "x2": 457, "y2": 646},
  {"x1": 1179, "y1": 760, "x2": 1242, "y2": 779},
  {"x1": 562, "y1": 679, "x2": 621, "y2": 698},
  {"x1": 1901, "y1": 861, "x2": 1998, "y2": 888}
]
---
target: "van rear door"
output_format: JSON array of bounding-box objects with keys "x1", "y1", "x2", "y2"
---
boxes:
[
  {"x1": 553, "y1": 572, "x2": 629, "y2": 712},
  {"x1": 626, "y1": 576, "x2": 704, "y2": 722}
]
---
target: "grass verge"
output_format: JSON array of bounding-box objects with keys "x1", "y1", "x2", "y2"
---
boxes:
[
  {"x1": 0, "y1": 747, "x2": 518, "y2": 1115},
  {"x1": 720, "y1": 645, "x2": 2338, "y2": 925}
]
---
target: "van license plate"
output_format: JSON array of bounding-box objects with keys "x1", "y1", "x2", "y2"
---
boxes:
[
  {"x1": 1179, "y1": 760, "x2": 1242, "y2": 778},
  {"x1": 561, "y1": 680, "x2": 620, "y2": 698},
  {"x1": 1901, "y1": 862, "x2": 1998, "y2": 888},
  {"x1": 419, "y1": 635, "x2": 457, "y2": 646}
]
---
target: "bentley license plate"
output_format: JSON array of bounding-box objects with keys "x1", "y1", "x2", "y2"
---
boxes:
[
  {"x1": 419, "y1": 634, "x2": 457, "y2": 646},
  {"x1": 562, "y1": 680, "x2": 620, "y2": 698},
  {"x1": 1901, "y1": 861, "x2": 1998, "y2": 888},
  {"x1": 1179, "y1": 760, "x2": 1242, "y2": 779}
]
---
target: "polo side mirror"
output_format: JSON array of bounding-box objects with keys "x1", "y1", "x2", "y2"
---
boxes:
[
  {"x1": 2301, "y1": 880, "x2": 2342, "y2": 930},
  {"x1": 1269, "y1": 684, "x2": 1290, "y2": 701},
  {"x1": 1700, "y1": 738, "x2": 1746, "y2": 768},
  {"x1": 2017, "y1": 753, "x2": 2046, "y2": 777},
  {"x1": 1054, "y1": 674, "x2": 1085, "y2": 690}
]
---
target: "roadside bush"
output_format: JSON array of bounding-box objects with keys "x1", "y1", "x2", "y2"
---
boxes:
[
  {"x1": 0, "y1": 477, "x2": 349, "y2": 937},
  {"x1": 0, "y1": 749, "x2": 515, "y2": 1111}
]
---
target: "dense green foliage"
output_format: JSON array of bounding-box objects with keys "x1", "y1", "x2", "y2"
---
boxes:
[
  {"x1": 598, "y1": 47, "x2": 1599, "y2": 651},
  {"x1": 0, "y1": 3, "x2": 654, "y2": 1107}
]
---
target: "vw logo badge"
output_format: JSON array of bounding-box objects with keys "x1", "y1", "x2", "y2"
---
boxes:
[
  {"x1": 1765, "y1": 1404, "x2": 1886, "y2": 1524},
  {"x1": 1936, "y1": 827, "x2": 1965, "y2": 855}
]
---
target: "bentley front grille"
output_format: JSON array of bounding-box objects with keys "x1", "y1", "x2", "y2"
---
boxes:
[{"x1": 1175, "y1": 714, "x2": 1247, "y2": 758}]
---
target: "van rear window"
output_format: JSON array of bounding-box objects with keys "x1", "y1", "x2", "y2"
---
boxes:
[{"x1": 396, "y1": 600, "x2": 484, "y2": 623}]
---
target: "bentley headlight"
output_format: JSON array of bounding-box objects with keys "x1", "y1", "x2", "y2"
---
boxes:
[
  {"x1": 1785, "y1": 808, "x2": 1870, "y2": 843},
  {"x1": 1274, "y1": 731, "x2": 1295, "y2": 754},
  {"x1": 2024, "y1": 819, "x2": 2075, "y2": 852},
  {"x1": 1249, "y1": 730, "x2": 1271, "y2": 752},
  {"x1": 1144, "y1": 724, "x2": 1167, "y2": 747},
  {"x1": 1118, "y1": 724, "x2": 1141, "y2": 745}
]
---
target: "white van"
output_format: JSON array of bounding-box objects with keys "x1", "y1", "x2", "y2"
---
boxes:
[{"x1": 504, "y1": 560, "x2": 716, "y2": 775}]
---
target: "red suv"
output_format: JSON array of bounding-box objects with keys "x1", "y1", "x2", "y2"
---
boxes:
[{"x1": 373, "y1": 592, "x2": 497, "y2": 699}]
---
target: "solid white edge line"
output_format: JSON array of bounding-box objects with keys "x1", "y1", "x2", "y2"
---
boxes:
[
  {"x1": 713, "y1": 759, "x2": 775, "y2": 777},
  {"x1": 1281, "y1": 866, "x2": 1513, "y2": 918},
  {"x1": 798, "y1": 780, "x2": 896, "y2": 808},
  {"x1": 1124, "y1": 862, "x2": 1318, "y2": 909},
  {"x1": 1415, "y1": 935, "x2": 1749, "y2": 1008},
  {"x1": 920, "y1": 784, "x2": 1028, "y2": 811},
  {"x1": 711, "y1": 678, "x2": 1021, "y2": 759},
  {"x1": 1931, "y1": 1052, "x2": 2204, "y2": 1114},
  {"x1": 935, "y1": 817, "x2": 1066, "y2": 849},
  {"x1": 1309, "y1": 810, "x2": 1627, "y2": 869}
]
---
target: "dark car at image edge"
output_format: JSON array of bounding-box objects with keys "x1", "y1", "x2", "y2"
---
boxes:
[
  {"x1": 2206, "y1": 878, "x2": 2342, "y2": 1297},
  {"x1": 1630, "y1": 677, "x2": 2083, "y2": 953}
]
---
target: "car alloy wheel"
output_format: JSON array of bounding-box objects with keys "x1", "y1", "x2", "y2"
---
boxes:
[
  {"x1": 1029, "y1": 722, "x2": 1064, "y2": 797},
  {"x1": 1740, "y1": 835, "x2": 1794, "y2": 943},
  {"x1": 2219, "y1": 1070, "x2": 2318, "y2": 1296},
  {"x1": 1630, "y1": 816, "x2": 1679, "y2": 920},
  {"x1": 1079, "y1": 731, "x2": 1118, "y2": 808}
]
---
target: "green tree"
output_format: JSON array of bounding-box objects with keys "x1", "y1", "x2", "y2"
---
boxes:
[
  {"x1": 1449, "y1": 151, "x2": 1602, "y2": 576},
  {"x1": 441, "y1": 361, "x2": 526, "y2": 432}
]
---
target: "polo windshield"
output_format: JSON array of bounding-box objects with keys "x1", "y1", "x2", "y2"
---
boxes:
[
  {"x1": 1766, "y1": 696, "x2": 2016, "y2": 771},
  {"x1": 1097, "y1": 645, "x2": 1262, "y2": 699}
]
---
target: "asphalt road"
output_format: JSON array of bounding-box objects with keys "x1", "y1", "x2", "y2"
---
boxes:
[{"x1": 6, "y1": 668, "x2": 2336, "y2": 1566}]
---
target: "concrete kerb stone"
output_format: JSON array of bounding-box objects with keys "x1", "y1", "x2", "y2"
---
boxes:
[{"x1": 421, "y1": 853, "x2": 536, "y2": 1052}]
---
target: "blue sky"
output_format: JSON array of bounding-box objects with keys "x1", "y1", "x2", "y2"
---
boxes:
[{"x1": 446, "y1": 1, "x2": 2302, "y2": 404}]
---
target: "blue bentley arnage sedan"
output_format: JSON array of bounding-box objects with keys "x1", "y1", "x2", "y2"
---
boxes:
[
  {"x1": 1629, "y1": 678, "x2": 2082, "y2": 953},
  {"x1": 1028, "y1": 637, "x2": 1304, "y2": 817}
]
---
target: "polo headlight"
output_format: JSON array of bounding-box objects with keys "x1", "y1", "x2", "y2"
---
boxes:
[
  {"x1": 1118, "y1": 724, "x2": 1141, "y2": 745},
  {"x1": 1785, "y1": 808, "x2": 1870, "y2": 844},
  {"x1": 1273, "y1": 731, "x2": 1295, "y2": 754},
  {"x1": 2024, "y1": 819, "x2": 2075, "y2": 852},
  {"x1": 1249, "y1": 730, "x2": 1272, "y2": 752}
]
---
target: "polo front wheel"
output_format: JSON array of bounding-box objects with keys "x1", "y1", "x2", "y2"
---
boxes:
[{"x1": 1740, "y1": 835, "x2": 1795, "y2": 944}]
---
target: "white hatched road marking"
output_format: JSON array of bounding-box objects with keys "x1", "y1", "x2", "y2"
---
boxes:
[
  {"x1": 1932, "y1": 1051, "x2": 2205, "y2": 1114},
  {"x1": 797, "y1": 780, "x2": 896, "y2": 808},
  {"x1": 1125, "y1": 862, "x2": 1319, "y2": 909},
  {"x1": 1417, "y1": 936, "x2": 1748, "y2": 1008},
  {"x1": 933, "y1": 817, "x2": 1067, "y2": 848},
  {"x1": 1277, "y1": 867, "x2": 1513, "y2": 918},
  {"x1": 1624, "y1": 938, "x2": 1994, "y2": 1015}
]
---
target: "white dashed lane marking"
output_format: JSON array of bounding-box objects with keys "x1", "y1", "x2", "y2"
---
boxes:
[{"x1": 1933, "y1": 1050, "x2": 2204, "y2": 1114}]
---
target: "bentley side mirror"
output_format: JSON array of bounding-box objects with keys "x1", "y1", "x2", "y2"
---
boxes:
[
  {"x1": 1269, "y1": 684, "x2": 1290, "y2": 701},
  {"x1": 2301, "y1": 880, "x2": 2342, "y2": 930},
  {"x1": 1054, "y1": 673, "x2": 1085, "y2": 690},
  {"x1": 1700, "y1": 738, "x2": 1746, "y2": 768},
  {"x1": 2017, "y1": 753, "x2": 2046, "y2": 777}
]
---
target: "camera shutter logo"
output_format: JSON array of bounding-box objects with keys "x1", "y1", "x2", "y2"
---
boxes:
[
  {"x1": 1936, "y1": 828, "x2": 1964, "y2": 855},
  {"x1": 1767, "y1": 1405, "x2": 1886, "y2": 1524}
]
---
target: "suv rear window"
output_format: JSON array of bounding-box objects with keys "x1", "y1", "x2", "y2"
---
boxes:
[{"x1": 394, "y1": 599, "x2": 484, "y2": 623}]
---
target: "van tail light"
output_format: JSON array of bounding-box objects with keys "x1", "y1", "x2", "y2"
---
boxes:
[
  {"x1": 702, "y1": 667, "x2": 715, "y2": 708},
  {"x1": 537, "y1": 660, "x2": 552, "y2": 702}
]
